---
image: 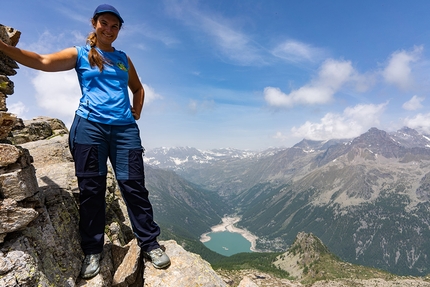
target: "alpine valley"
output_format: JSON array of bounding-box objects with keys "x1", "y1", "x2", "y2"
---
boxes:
[{"x1": 143, "y1": 126, "x2": 430, "y2": 277}]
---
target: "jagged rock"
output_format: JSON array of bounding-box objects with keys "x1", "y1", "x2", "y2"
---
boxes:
[
  {"x1": 0, "y1": 24, "x2": 20, "y2": 76},
  {"x1": 0, "y1": 143, "x2": 20, "y2": 166},
  {"x1": 0, "y1": 24, "x2": 21, "y2": 46},
  {"x1": 0, "y1": 112, "x2": 17, "y2": 140},
  {"x1": 0, "y1": 74, "x2": 13, "y2": 112},
  {"x1": 0, "y1": 92, "x2": 6, "y2": 112},
  {"x1": 20, "y1": 134, "x2": 75, "y2": 192},
  {"x1": 0, "y1": 247, "x2": 40, "y2": 286},
  {"x1": 0, "y1": 165, "x2": 38, "y2": 202},
  {"x1": 143, "y1": 240, "x2": 227, "y2": 287},
  {"x1": 25, "y1": 116, "x2": 68, "y2": 132},
  {"x1": 0, "y1": 198, "x2": 38, "y2": 238},
  {"x1": 237, "y1": 276, "x2": 259, "y2": 287},
  {"x1": 0, "y1": 53, "x2": 18, "y2": 76},
  {"x1": 0, "y1": 74, "x2": 13, "y2": 95},
  {"x1": 112, "y1": 239, "x2": 142, "y2": 287},
  {"x1": 0, "y1": 142, "x2": 38, "y2": 243},
  {"x1": 9, "y1": 116, "x2": 68, "y2": 145},
  {"x1": 218, "y1": 269, "x2": 304, "y2": 287}
]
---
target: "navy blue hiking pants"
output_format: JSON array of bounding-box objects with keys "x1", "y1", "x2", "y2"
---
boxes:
[{"x1": 69, "y1": 115, "x2": 160, "y2": 255}]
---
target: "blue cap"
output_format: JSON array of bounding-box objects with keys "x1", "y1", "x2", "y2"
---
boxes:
[{"x1": 93, "y1": 4, "x2": 124, "y2": 23}]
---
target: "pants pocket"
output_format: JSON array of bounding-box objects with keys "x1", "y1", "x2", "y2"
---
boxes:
[
  {"x1": 73, "y1": 143, "x2": 100, "y2": 177},
  {"x1": 128, "y1": 149, "x2": 144, "y2": 180}
]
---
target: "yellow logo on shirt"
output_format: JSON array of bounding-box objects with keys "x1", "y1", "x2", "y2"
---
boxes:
[{"x1": 116, "y1": 62, "x2": 128, "y2": 71}]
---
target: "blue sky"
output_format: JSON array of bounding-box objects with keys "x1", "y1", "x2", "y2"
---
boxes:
[{"x1": 3, "y1": 0, "x2": 430, "y2": 150}]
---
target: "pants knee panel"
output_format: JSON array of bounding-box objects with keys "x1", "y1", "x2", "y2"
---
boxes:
[{"x1": 73, "y1": 143, "x2": 106, "y2": 177}]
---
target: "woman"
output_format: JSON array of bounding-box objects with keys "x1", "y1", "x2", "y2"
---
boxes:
[{"x1": 0, "y1": 4, "x2": 170, "y2": 279}]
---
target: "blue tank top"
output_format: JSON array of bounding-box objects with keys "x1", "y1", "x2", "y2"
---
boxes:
[{"x1": 74, "y1": 45, "x2": 135, "y2": 125}]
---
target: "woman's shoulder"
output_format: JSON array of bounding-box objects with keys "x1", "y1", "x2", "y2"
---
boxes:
[
  {"x1": 74, "y1": 45, "x2": 91, "y2": 56},
  {"x1": 114, "y1": 48, "x2": 127, "y2": 57},
  {"x1": 75, "y1": 45, "x2": 90, "y2": 51}
]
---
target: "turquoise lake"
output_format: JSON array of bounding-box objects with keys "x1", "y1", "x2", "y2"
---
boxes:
[{"x1": 203, "y1": 231, "x2": 252, "y2": 256}]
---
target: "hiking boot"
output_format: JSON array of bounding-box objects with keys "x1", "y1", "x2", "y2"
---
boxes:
[
  {"x1": 80, "y1": 253, "x2": 102, "y2": 279},
  {"x1": 143, "y1": 247, "x2": 171, "y2": 269}
]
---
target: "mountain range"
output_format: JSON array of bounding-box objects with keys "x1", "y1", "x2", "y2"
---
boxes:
[{"x1": 143, "y1": 127, "x2": 430, "y2": 276}]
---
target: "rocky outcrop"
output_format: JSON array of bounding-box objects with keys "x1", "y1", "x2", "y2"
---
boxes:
[{"x1": 143, "y1": 240, "x2": 226, "y2": 287}]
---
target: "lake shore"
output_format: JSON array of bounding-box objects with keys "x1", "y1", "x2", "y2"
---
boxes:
[{"x1": 200, "y1": 216, "x2": 259, "y2": 252}]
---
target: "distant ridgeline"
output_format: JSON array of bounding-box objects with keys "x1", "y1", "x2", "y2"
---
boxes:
[{"x1": 144, "y1": 127, "x2": 430, "y2": 276}]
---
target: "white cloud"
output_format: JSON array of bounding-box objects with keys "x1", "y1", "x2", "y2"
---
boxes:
[
  {"x1": 404, "y1": 113, "x2": 430, "y2": 134},
  {"x1": 24, "y1": 30, "x2": 85, "y2": 54},
  {"x1": 272, "y1": 40, "x2": 325, "y2": 63},
  {"x1": 187, "y1": 99, "x2": 215, "y2": 114},
  {"x1": 264, "y1": 59, "x2": 354, "y2": 108},
  {"x1": 291, "y1": 102, "x2": 387, "y2": 140},
  {"x1": 198, "y1": 15, "x2": 264, "y2": 65},
  {"x1": 142, "y1": 84, "x2": 163, "y2": 106},
  {"x1": 273, "y1": 131, "x2": 289, "y2": 142},
  {"x1": 166, "y1": 1, "x2": 264, "y2": 65},
  {"x1": 349, "y1": 71, "x2": 376, "y2": 93},
  {"x1": 8, "y1": 101, "x2": 29, "y2": 118},
  {"x1": 402, "y1": 95, "x2": 424, "y2": 111},
  {"x1": 55, "y1": 4, "x2": 91, "y2": 24},
  {"x1": 32, "y1": 72, "x2": 160, "y2": 123},
  {"x1": 31, "y1": 70, "x2": 81, "y2": 117},
  {"x1": 382, "y1": 46, "x2": 423, "y2": 90},
  {"x1": 128, "y1": 23, "x2": 180, "y2": 47}
]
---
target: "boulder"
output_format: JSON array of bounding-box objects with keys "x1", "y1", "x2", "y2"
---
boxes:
[{"x1": 143, "y1": 240, "x2": 227, "y2": 287}]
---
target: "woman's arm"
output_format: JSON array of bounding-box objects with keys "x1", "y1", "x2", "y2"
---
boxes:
[
  {"x1": 128, "y1": 56, "x2": 145, "y2": 120},
  {"x1": 0, "y1": 40, "x2": 77, "y2": 72}
]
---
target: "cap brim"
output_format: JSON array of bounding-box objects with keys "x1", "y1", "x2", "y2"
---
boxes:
[{"x1": 95, "y1": 10, "x2": 124, "y2": 23}]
